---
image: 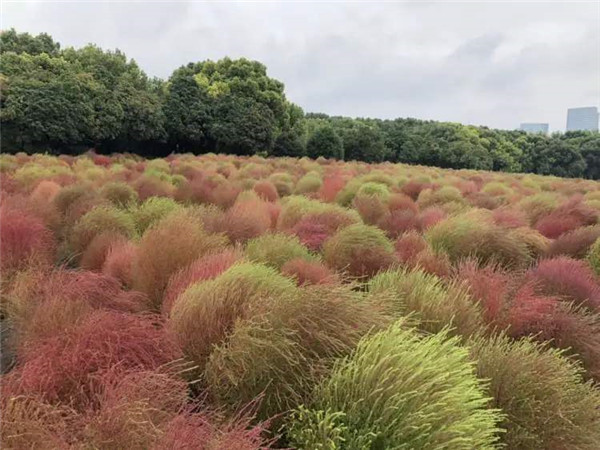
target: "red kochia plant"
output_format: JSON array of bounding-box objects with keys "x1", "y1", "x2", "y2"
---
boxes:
[
  {"x1": 394, "y1": 231, "x2": 427, "y2": 263},
  {"x1": 505, "y1": 284, "x2": 600, "y2": 381},
  {"x1": 155, "y1": 407, "x2": 274, "y2": 450},
  {"x1": 387, "y1": 193, "x2": 418, "y2": 214},
  {"x1": 221, "y1": 200, "x2": 272, "y2": 243},
  {"x1": 492, "y1": 208, "x2": 528, "y2": 229},
  {"x1": 80, "y1": 232, "x2": 128, "y2": 271},
  {"x1": 281, "y1": 258, "x2": 338, "y2": 286},
  {"x1": 546, "y1": 225, "x2": 600, "y2": 259},
  {"x1": 318, "y1": 173, "x2": 347, "y2": 203},
  {"x1": 253, "y1": 180, "x2": 279, "y2": 202},
  {"x1": 9, "y1": 269, "x2": 147, "y2": 351},
  {"x1": 377, "y1": 209, "x2": 419, "y2": 239},
  {"x1": 525, "y1": 257, "x2": 600, "y2": 311},
  {"x1": 162, "y1": 249, "x2": 242, "y2": 315},
  {"x1": 102, "y1": 240, "x2": 138, "y2": 288},
  {"x1": 291, "y1": 210, "x2": 356, "y2": 252},
  {"x1": 401, "y1": 180, "x2": 430, "y2": 200},
  {"x1": 418, "y1": 207, "x2": 446, "y2": 230},
  {"x1": 0, "y1": 206, "x2": 55, "y2": 276},
  {"x1": 535, "y1": 214, "x2": 581, "y2": 239},
  {"x1": 455, "y1": 261, "x2": 513, "y2": 324},
  {"x1": 14, "y1": 311, "x2": 181, "y2": 407}
]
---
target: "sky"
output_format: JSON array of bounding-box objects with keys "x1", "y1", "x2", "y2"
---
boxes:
[{"x1": 2, "y1": 1, "x2": 599, "y2": 132}]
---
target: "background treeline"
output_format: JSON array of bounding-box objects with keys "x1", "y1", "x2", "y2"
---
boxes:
[{"x1": 1, "y1": 29, "x2": 598, "y2": 179}]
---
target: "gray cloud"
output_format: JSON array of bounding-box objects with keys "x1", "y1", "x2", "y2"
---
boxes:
[{"x1": 2, "y1": 1, "x2": 598, "y2": 131}]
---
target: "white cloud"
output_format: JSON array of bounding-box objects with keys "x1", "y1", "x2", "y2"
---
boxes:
[{"x1": 2, "y1": 1, "x2": 599, "y2": 131}]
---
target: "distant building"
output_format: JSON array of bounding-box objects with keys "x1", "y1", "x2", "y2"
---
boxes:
[
  {"x1": 566, "y1": 107, "x2": 599, "y2": 132},
  {"x1": 520, "y1": 123, "x2": 549, "y2": 134}
]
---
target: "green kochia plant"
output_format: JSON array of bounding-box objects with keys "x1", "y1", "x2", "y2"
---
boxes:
[{"x1": 287, "y1": 320, "x2": 502, "y2": 449}]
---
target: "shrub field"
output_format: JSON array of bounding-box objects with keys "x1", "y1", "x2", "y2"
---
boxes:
[{"x1": 1, "y1": 151, "x2": 600, "y2": 449}]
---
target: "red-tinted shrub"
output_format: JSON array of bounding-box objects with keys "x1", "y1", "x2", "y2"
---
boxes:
[
  {"x1": 162, "y1": 249, "x2": 242, "y2": 315},
  {"x1": 281, "y1": 258, "x2": 337, "y2": 286},
  {"x1": 536, "y1": 214, "x2": 581, "y2": 239},
  {"x1": 253, "y1": 180, "x2": 279, "y2": 202},
  {"x1": 456, "y1": 261, "x2": 513, "y2": 324},
  {"x1": 291, "y1": 211, "x2": 355, "y2": 252},
  {"x1": 102, "y1": 240, "x2": 137, "y2": 288},
  {"x1": 133, "y1": 176, "x2": 174, "y2": 201},
  {"x1": 387, "y1": 193, "x2": 418, "y2": 214},
  {"x1": 418, "y1": 207, "x2": 446, "y2": 230},
  {"x1": 221, "y1": 201, "x2": 271, "y2": 243},
  {"x1": 525, "y1": 257, "x2": 600, "y2": 311},
  {"x1": 318, "y1": 174, "x2": 347, "y2": 203},
  {"x1": 353, "y1": 194, "x2": 388, "y2": 225},
  {"x1": 394, "y1": 231, "x2": 427, "y2": 263},
  {"x1": 80, "y1": 232, "x2": 128, "y2": 271},
  {"x1": 401, "y1": 180, "x2": 429, "y2": 200},
  {"x1": 0, "y1": 207, "x2": 55, "y2": 276},
  {"x1": 546, "y1": 225, "x2": 600, "y2": 259},
  {"x1": 377, "y1": 209, "x2": 419, "y2": 239},
  {"x1": 492, "y1": 208, "x2": 528, "y2": 229},
  {"x1": 413, "y1": 249, "x2": 452, "y2": 279},
  {"x1": 14, "y1": 311, "x2": 181, "y2": 407}
]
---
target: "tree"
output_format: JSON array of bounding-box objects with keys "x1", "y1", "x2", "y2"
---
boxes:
[
  {"x1": 342, "y1": 122, "x2": 387, "y2": 162},
  {"x1": 306, "y1": 124, "x2": 343, "y2": 159},
  {"x1": 0, "y1": 29, "x2": 60, "y2": 56}
]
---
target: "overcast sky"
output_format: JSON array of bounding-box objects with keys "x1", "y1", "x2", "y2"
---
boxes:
[{"x1": 2, "y1": 1, "x2": 599, "y2": 131}]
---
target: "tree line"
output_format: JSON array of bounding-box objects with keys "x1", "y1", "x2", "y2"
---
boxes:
[{"x1": 1, "y1": 29, "x2": 598, "y2": 179}]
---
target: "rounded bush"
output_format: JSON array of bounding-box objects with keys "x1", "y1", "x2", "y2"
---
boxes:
[
  {"x1": 288, "y1": 321, "x2": 501, "y2": 449},
  {"x1": 547, "y1": 225, "x2": 600, "y2": 259},
  {"x1": 70, "y1": 206, "x2": 136, "y2": 256},
  {"x1": 205, "y1": 284, "x2": 390, "y2": 419},
  {"x1": 132, "y1": 197, "x2": 182, "y2": 234},
  {"x1": 369, "y1": 268, "x2": 484, "y2": 338},
  {"x1": 245, "y1": 233, "x2": 314, "y2": 270},
  {"x1": 291, "y1": 210, "x2": 358, "y2": 252},
  {"x1": 132, "y1": 210, "x2": 228, "y2": 310},
  {"x1": 80, "y1": 231, "x2": 127, "y2": 271},
  {"x1": 281, "y1": 258, "x2": 337, "y2": 286},
  {"x1": 169, "y1": 262, "x2": 297, "y2": 370},
  {"x1": 294, "y1": 172, "x2": 323, "y2": 194},
  {"x1": 469, "y1": 335, "x2": 600, "y2": 449},
  {"x1": 425, "y1": 212, "x2": 532, "y2": 269},
  {"x1": 588, "y1": 238, "x2": 600, "y2": 275},
  {"x1": 100, "y1": 182, "x2": 138, "y2": 208},
  {"x1": 323, "y1": 223, "x2": 396, "y2": 279},
  {"x1": 101, "y1": 240, "x2": 137, "y2": 288}
]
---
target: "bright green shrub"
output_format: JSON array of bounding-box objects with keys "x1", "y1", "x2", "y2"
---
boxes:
[
  {"x1": 70, "y1": 206, "x2": 136, "y2": 255},
  {"x1": 277, "y1": 196, "x2": 359, "y2": 231},
  {"x1": 100, "y1": 182, "x2": 138, "y2": 208},
  {"x1": 288, "y1": 321, "x2": 502, "y2": 449},
  {"x1": 417, "y1": 185, "x2": 465, "y2": 208},
  {"x1": 323, "y1": 224, "x2": 396, "y2": 279},
  {"x1": 517, "y1": 192, "x2": 559, "y2": 224},
  {"x1": 356, "y1": 182, "x2": 390, "y2": 200},
  {"x1": 369, "y1": 268, "x2": 484, "y2": 338},
  {"x1": 588, "y1": 238, "x2": 600, "y2": 275},
  {"x1": 469, "y1": 335, "x2": 600, "y2": 449},
  {"x1": 295, "y1": 172, "x2": 323, "y2": 194},
  {"x1": 425, "y1": 212, "x2": 532, "y2": 269},
  {"x1": 245, "y1": 233, "x2": 314, "y2": 270},
  {"x1": 169, "y1": 263, "x2": 297, "y2": 371},
  {"x1": 205, "y1": 284, "x2": 389, "y2": 419},
  {"x1": 132, "y1": 197, "x2": 182, "y2": 234}
]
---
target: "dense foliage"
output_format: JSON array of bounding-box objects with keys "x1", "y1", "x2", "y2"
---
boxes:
[
  {"x1": 2, "y1": 151, "x2": 600, "y2": 448},
  {"x1": 1, "y1": 29, "x2": 599, "y2": 178}
]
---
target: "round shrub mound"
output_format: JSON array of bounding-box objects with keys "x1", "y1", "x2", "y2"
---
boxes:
[
  {"x1": 589, "y1": 238, "x2": 600, "y2": 275},
  {"x1": 425, "y1": 212, "x2": 532, "y2": 269},
  {"x1": 132, "y1": 209, "x2": 228, "y2": 310},
  {"x1": 546, "y1": 225, "x2": 600, "y2": 259},
  {"x1": 291, "y1": 209, "x2": 358, "y2": 252},
  {"x1": 469, "y1": 334, "x2": 600, "y2": 449},
  {"x1": 288, "y1": 320, "x2": 501, "y2": 449},
  {"x1": 169, "y1": 262, "x2": 297, "y2": 371},
  {"x1": 369, "y1": 268, "x2": 484, "y2": 338},
  {"x1": 12, "y1": 311, "x2": 181, "y2": 408},
  {"x1": 281, "y1": 258, "x2": 337, "y2": 286},
  {"x1": 132, "y1": 196, "x2": 182, "y2": 234},
  {"x1": 245, "y1": 233, "x2": 314, "y2": 270},
  {"x1": 101, "y1": 240, "x2": 137, "y2": 288},
  {"x1": 323, "y1": 223, "x2": 396, "y2": 279},
  {"x1": 100, "y1": 182, "x2": 138, "y2": 208},
  {"x1": 0, "y1": 207, "x2": 56, "y2": 277},
  {"x1": 204, "y1": 284, "x2": 390, "y2": 419},
  {"x1": 525, "y1": 257, "x2": 600, "y2": 311},
  {"x1": 70, "y1": 205, "x2": 136, "y2": 256},
  {"x1": 162, "y1": 249, "x2": 242, "y2": 315}
]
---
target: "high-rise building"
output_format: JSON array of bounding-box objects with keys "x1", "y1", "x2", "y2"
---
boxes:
[
  {"x1": 520, "y1": 123, "x2": 549, "y2": 134},
  {"x1": 566, "y1": 107, "x2": 599, "y2": 132}
]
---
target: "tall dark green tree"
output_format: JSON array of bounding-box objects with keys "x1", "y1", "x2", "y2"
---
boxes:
[{"x1": 306, "y1": 124, "x2": 343, "y2": 159}]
